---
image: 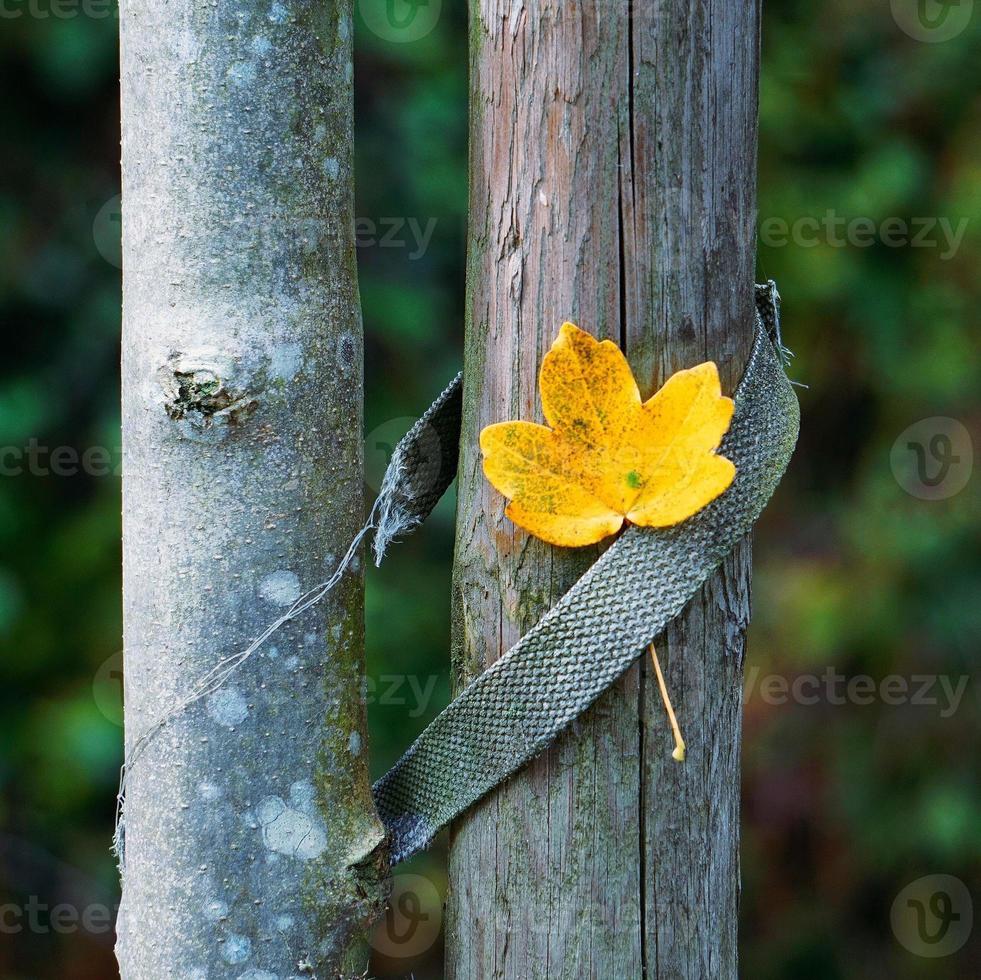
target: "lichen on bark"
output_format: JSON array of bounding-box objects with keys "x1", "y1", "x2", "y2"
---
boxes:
[{"x1": 118, "y1": 1, "x2": 387, "y2": 976}]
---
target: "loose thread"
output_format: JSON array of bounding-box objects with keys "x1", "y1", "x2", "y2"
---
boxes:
[{"x1": 113, "y1": 497, "x2": 384, "y2": 873}]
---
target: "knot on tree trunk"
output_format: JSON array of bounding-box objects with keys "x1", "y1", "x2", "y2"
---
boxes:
[{"x1": 158, "y1": 351, "x2": 259, "y2": 438}]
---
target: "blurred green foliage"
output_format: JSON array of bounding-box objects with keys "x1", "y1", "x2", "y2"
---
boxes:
[{"x1": 0, "y1": 1, "x2": 978, "y2": 978}]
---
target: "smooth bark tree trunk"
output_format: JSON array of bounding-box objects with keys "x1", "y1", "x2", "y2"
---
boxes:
[
  {"x1": 448, "y1": 1, "x2": 760, "y2": 976},
  {"x1": 117, "y1": 2, "x2": 387, "y2": 976}
]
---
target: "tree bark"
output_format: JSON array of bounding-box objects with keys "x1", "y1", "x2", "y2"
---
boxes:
[
  {"x1": 117, "y1": 2, "x2": 386, "y2": 976},
  {"x1": 448, "y1": 1, "x2": 759, "y2": 976}
]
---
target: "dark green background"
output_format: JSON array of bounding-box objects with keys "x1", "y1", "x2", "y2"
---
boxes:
[{"x1": 1, "y1": 1, "x2": 978, "y2": 977}]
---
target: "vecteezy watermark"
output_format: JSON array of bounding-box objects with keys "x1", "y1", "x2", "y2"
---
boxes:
[
  {"x1": 744, "y1": 666, "x2": 970, "y2": 718},
  {"x1": 355, "y1": 216, "x2": 438, "y2": 259},
  {"x1": 358, "y1": 0, "x2": 441, "y2": 43},
  {"x1": 891, "y1": 875, "x2": 973, "y2": 957},
  {"x1": 759, "y1": 212, "x2": 970, "y2": 260},
  {"x1": 891, "y1": 418, "x2": 974, "y2": 500},
  {"x1": 366, "y1": 673, "x2": 441, "y2": 718},
  {"x1": 0, "y1": 897, "x2": 117, "y2": 934},
  {"x1": 93, "y1": 651, "x2": 124, "y2": 726},
  {"x1": 95, "y1": 197, "x2": 439, "y2": 269},
  {"x1": 0, "y1": 441, "x2": 121, "y2": 477},
  {"x1": 369, "y1": 872, "x2": 443, "y2": 959},
  {"x1": 364, "y1": 416, "x2": 445, "y2": 494},
  {"x1": 95, "y1": 648, "x2": 442, "y2": 727},
  {"x1": 0, "y1": 0, "x2": 116, "y2": 18},
  {"x1": 891, "y1": 0, "x2": 975, "y2": 42},
  {"x1": 92, "y1": 194, "x2": 122, "y2": 269}
]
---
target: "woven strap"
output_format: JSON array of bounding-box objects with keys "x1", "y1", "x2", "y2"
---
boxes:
[{"x1": 371, "y1": 282, "x2": 799, "y2": 864}]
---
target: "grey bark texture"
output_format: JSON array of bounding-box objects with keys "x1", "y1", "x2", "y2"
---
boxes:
[
  {"x1": 448, "y1": 1, "x2": 760, "y2": 977},
  {"x1": 117, "y1": 2, "x2": 387, "y2": 977}
]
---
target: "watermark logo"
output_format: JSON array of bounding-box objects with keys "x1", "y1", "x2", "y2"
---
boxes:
[
  {"x1": 93, "y1": 651, "x2": 124, "y2": 726},
  {"x1": 891, "y1": 417, "x2": 973, "y2": 500},
  {"x1": 96, "y1": 199, "x2": 439, "y2": 269},
  {"x1": 364, "y1": 416, "x2": 444, "y2": 495},
  {"x1": 369, "y1": 872, "x2": 442, "y2": 959},
  {"x1": 366, "y1": 673, "x2": 441, "y2": 718},
  {"x1": 891, "y1": 874, "x2": 973, "y2": 957},
  {"x1": 758, "y1": 212, "x2": 969, "y2": 260},
  {"x1": 92, "y1": 193, "x2": 122, "y2": 269},
  {"x1": 891, "y1": 0, "x2": 974, "y2": 42},
  {"x1": 0, "y1": 0, "x2": 118, "y2": 19},
  {"x1": 358, "y1": 0, "x2": 441, "y2": 43},
  {"x1": 95, "y1": 654, "x2": 441, "y2": 726},
  {"x1": 0, "y1": 440, "x2": 121, "y2": 478},
  {"x1": 355, "y1": 216, "x2": 438, "y2": 259},
  {"x1": 744, "y1": 666, "x2": 969, "y2": 717},
  {"x1": 0, "y1": 896, "x2": 117, "y2": 935}
]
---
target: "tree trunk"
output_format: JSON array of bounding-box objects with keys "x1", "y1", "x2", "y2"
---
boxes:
[
  {"x1": 117, "y1": 2, "x2": 386, "y2": 976},
  {"x1": 448, "y1": 1, "x2": 759, "y2": 976}
]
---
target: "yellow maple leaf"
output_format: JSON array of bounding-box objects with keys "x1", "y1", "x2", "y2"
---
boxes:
[{"x1": 479, "y1": 322, "x2": 736, "y2": 547}]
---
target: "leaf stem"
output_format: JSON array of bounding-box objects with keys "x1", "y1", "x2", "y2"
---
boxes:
[{"x1": 648, "y1": 643, "x2": 686, "y2": 762}]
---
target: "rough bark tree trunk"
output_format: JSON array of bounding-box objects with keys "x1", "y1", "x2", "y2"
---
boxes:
[
  {"x1": 448, "y1": 1, "x2": 760, "y2": 976},
  {"x1": 117, "y1": 2, "x2": 387, "y2": 976}
]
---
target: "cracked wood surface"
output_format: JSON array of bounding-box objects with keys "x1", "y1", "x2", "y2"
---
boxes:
[{"x1": 448, "y1": 2, "x2": 760, "y2": 976}]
